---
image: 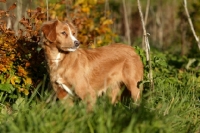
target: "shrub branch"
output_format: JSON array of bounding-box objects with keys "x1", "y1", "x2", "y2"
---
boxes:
[
  {"x1": 144, "y1": 0, "x2": 150, "y2": 25},
  {"x1": 137, "y1": 0, "x2": 154, "y2": 90},
  {"x1": 46, "y1": 0, "x2": 49, "y2": 21},
  {"x1": 183, "y1": 0, "x2": 200, "y2": 50},
  {"x1": 122, "y1": 0, "x2": 131, "y2": 45}
]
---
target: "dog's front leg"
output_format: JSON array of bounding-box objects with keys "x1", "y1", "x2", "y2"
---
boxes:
[
  {"x1": 56, "y1": 78, "x2": 74, "y2": 97},
  {"x1": 51, "y1": 82, "x2": 68, "y2": 99}
]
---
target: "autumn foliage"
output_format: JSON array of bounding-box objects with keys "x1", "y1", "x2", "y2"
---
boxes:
[{"x1": 0, "y1": 0, "x2": 115, "y2": 102}]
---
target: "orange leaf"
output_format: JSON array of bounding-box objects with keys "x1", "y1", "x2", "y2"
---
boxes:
[
  {"x1": 19, "y1": 17, "x2": 29, "y2": 26},
  {"x1": 0, "y1": 10, "x2": 6, "y2": 15},
  {"x1": 5, "y1": 29, "x2": 15, "y2": 34},
  {"x1": 36, "y1": 7, "x2": 42, "y2": 13},
  {"x1": 37, "y1": 12, "x2": 46, "y2": 20},
  {"x1": 25, "y1": 62, "x2": 30, "y2": 67},
  {"x1": 18, "y1": 66, "x2": 28, "y2": 76},
  {"x1": 0, "y1": 0, "x2": 6, "y2": 3},
  {"x1": 8, "y1": 3, "x2": 17, "y2": 11}
]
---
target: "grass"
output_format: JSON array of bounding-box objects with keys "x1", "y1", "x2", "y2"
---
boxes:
[
  {"x1": 0, "y1": 55, "x2": 200, "y2": 133},
  {"x1": 0, "y1": 75, "x2": 199, "y2": 133},
  {"x1": 0, "y1": 98, "x2": 165, "y2": 133}
]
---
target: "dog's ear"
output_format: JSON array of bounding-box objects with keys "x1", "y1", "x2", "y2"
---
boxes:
[{"x1": 41, "y1": 20, "x2": 58, "y2": 42}]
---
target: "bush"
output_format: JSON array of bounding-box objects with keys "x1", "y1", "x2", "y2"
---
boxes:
[{"x1": 0, "y1": 0, "x2": 116, "y2": 104}]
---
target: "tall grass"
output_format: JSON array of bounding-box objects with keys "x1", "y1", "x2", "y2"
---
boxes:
[{"x1": 0, "y1": 70, "x2": 199, "y2": 133}]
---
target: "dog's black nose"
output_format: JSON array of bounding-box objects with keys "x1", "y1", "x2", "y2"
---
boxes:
[{"x1": 74, "y1": 40, "x2": 80, "y2": 47}]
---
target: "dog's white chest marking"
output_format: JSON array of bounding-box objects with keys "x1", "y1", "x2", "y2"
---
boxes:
[
  {"x1": 55, "y1": 53, "x2": 61, "y2": 66},
  {"x1": 56, "y1": 78, "x2": 74, "y2": 97}
]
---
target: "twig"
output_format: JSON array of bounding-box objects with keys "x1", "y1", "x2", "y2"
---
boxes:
[
  {"x1": 46, "y1": 0, "x2": 49, "y2": 21},
  {"x1": 137, "y1": 0, "x2": 150, "y2": 60},
  {"x1": 142, "y1": 0, "x2": 151, "y2": 49},
  {"x1": 122, "y1": 0, "x2": 131, "y2": 45},
  {"x1": 183, "y1": 0, "x2": 200, "y2": 50},
  {"x1": 104, "y1": 0, "x2": 109, "y2": 17},
  {"x1": 144, "y1": 0, "x2": 150, "y2": 25},
  {"x1": 137, "y1": 0, "x2": 154, "y2": 90}
]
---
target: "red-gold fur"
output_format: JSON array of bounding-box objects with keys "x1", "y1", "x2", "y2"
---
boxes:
[{"x1": 40, "y1": 20, "x2": 143, "y2": 106}]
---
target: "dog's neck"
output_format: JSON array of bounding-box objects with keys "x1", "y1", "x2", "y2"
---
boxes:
[{"x1": 43, "y1": 42, "x2": 64, "y2": 71}]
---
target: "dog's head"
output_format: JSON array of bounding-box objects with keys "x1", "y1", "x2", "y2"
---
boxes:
[{"x1": 41, "y1": 20, "x2": 80, "y2": 52}]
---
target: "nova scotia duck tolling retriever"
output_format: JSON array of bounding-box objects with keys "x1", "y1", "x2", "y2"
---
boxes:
[{"x1": 40, "y1": 20, "x2": 143, "y2": 107}]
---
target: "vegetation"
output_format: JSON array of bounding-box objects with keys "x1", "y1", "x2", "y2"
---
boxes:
[{"x1": 0, "y1": 0, "x2": 199, "y2": 133}]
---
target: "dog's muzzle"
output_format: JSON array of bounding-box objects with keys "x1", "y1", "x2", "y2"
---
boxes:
[{"x1": 66, "y1": 40, "x2": 80, "y2": 52}]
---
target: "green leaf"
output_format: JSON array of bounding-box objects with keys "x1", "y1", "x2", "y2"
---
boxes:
[
  {"x1": 8, "y1": 94, "x2": 18, "y2": 99},
  {"x1": 12, "y1": 97, "x2": 25, "y2": 111},
  {"x1": 0, "y1": 83, "x2": 15, "y2": 93}
]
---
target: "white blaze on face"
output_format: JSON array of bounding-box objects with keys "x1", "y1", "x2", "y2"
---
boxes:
[
  {"x1": 67, "y1": 24, "x2": 78, "y2": 42},
  {"x1": 66, "y1": 24, "x2": 79, "y2": 52}
]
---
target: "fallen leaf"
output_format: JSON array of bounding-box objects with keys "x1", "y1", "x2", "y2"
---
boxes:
[{"x1": 8, "y1": 3, "x2": 17, "y2": 11}]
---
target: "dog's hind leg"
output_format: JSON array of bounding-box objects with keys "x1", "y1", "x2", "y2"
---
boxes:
[
  {"x1": 122, "y1": 61, "x2": 142, "y2": 102},
  {"x1": 122, "y1": 82, "x2": 140, "y2": 102},
  {"x1": 129, "y1": 83, "x2": 140, "y2": 102},
  {"x1": 109, "y1": 83, "x2": 121, "y2": 104}
]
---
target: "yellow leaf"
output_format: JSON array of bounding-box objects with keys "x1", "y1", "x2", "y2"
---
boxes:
[
  {"x1": 23, "y1": 89, "x2": 29, "y2": 95},
  {"x1": 18, "y1": 88, "x2": 24, "y2": 92},
  {"x1": 10, "y1": 54, "x2": 15, "y2": 60},
  {"x1": 97, "y1": 40, "x2": 102, "y2": 45},
  {"x1": 10, "y1": 76, "x2": 16, "y2": 85},
  {"x1": 82, "y1": 7, "x2": 90, "y2": 13},
  {"x1": 102, "y1": 19, "x2": 113, "y2": 25},
  {"x1": 0, "y1": 37, "x2": 3, "y2": 44},
  {"x1": 88, "y1": 0, "x2": 97, "y2": 5},
  {"x1": 90, "y1": 43, "x2": 96, "y2": 48},
  {"x1": 4, "y1": 43, "x2": 8, "y2": 47},
  {"x1": 75, "y1": 0, "x2": 84, "y2": 5},
  {"x1": 11, "y1": 76, "x2": 21, "y2": 85},
  {"x1": 23, "y1": 77, "x2": 32, "y2": 85}
]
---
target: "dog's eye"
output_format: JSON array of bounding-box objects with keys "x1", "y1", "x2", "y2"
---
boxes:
[
  {"x1": 61, "y1": 31, "x2": 67, "y2": 35},
  {"x1": 73, "y1": 33, "x2": 76, "y2": 36}
]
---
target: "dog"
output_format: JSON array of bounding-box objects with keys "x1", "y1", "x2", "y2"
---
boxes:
[{"x1": 40, "y1": 20, "x2": 143, "y2": 107}]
